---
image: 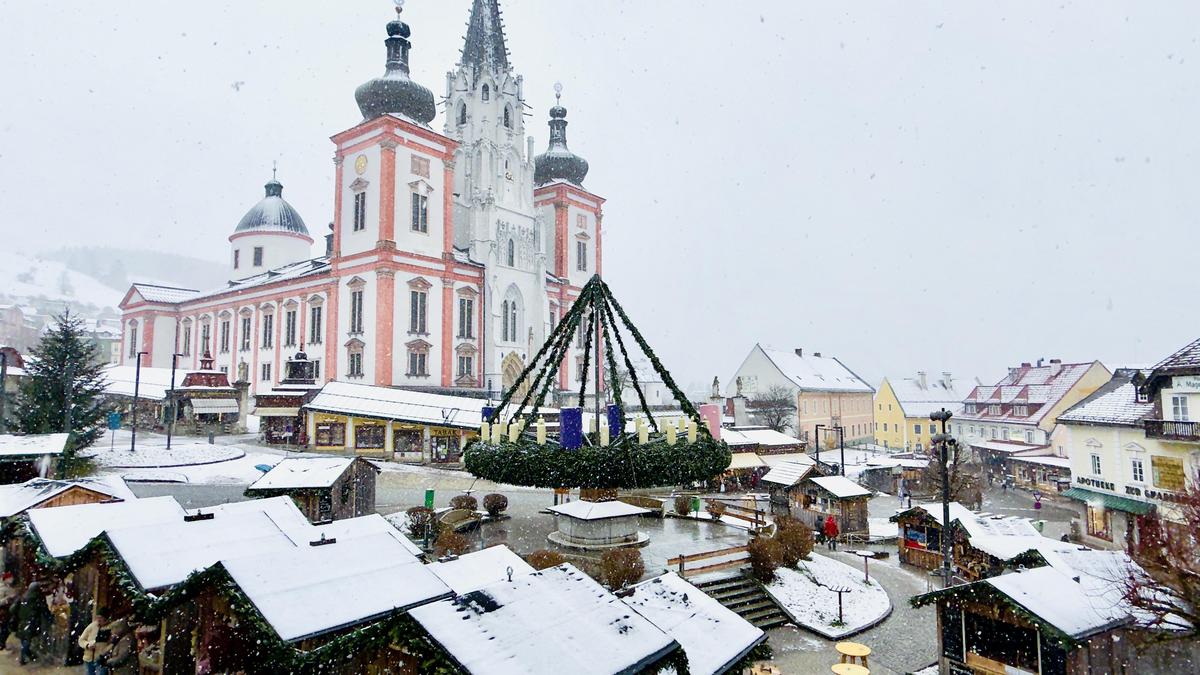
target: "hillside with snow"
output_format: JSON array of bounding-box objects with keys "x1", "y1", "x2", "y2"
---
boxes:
[{"x1": 0, "y1": 249, "x2": 122, "y2": 311}]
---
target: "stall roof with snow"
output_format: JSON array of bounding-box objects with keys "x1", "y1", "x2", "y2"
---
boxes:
[
  {"x1": 548, "y1": 499, "x2": 650, "y2": 521},
  {"x1": 621, "y1": 573, "x2": 765, "y2": 675},
  {"x1": 246, "y1": 456, "x2": 372, "y2": 491},
  {"x1": 303, "y1": 381, "x2": 553, "y2": 429},
  {"x1": 0, "y1": 433, "x2": 69, "y2": 458},
  {"x1": 409, "y1": 564, "x2": 679, "y2": 675},
  {"x1": 807, "y1": 475, "x2": 872, "y2": 499},
  {"x1": 761, "y1": 461, "x2": 815, "y2": 487},
  {"x1": 100, "y1": 365, "x2": 177, "y2": 401},
  {"x1": 890, "y1": 501, "x2": 1040, "y2": 539},
  {"x1": 310, "y1": 513, "x2": 423, "y2": 558},
  {"x1": 427, "y1": 545, "x2": 535, "y2": 595},
  {"x1": 726, "y1": 453, "x2": 767, "y2": 470},
  {"x1": 0, "y1": 476, "x2": 134, "y2": 518},
  {"x1": 760, "y1": 453, "x2": 815, "y2": 467},
  {"x1": 29, "y1": 495, "x2": 186, "y2": 558},
  {"x1": 220, "y1": 531, "x2": 452, "y2": 642}
]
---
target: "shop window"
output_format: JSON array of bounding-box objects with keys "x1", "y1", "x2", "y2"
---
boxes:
[
  {"x1": 315, "y1": 422, "x2": 346, "y2": 447},
  {"x1": 1086, "y1": 504, "x2": 1111, "y2": 541},
  {"x1": 355, "y1": 424, "x2": 385, "y2": 450}
]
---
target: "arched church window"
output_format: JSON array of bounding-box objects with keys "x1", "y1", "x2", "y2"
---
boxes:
[
  {"x1": 501, "y1": 301, "x2": 510, "y2": 342},
  {"x1": 506, "y1": 239, "x2": 515, "y2": 267},
  {"x1": 503, "y1": 105, "x2": 512, "y2": 129},
  {"x1": 502, "y1": 286, "x2": 523, "y2": 345},
  {"x1": 509, "y1": 303, "x2": 518, "y2": 343},
  {"x1": 482, "y1": 84, "x2": 490, "y2": 101},
  {"x1": 457, "y1": 102, "x2": 467, "y2": 126}
]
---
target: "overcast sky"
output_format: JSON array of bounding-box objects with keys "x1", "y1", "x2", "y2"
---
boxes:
[{"x1": 3, "y1": 1, "x2": 1199, "y2": 391}]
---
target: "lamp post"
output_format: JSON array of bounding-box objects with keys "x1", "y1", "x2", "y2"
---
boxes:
[
  {"x1": 834, "y1": 425, "x2": 846, "y2": 476},
  {"x1": 166, "y1": 352, "x2": 183, "y2": 449},
  {"x1": 930, "y1": 408, "x2": 956, "y2": 588},
  {"x1": 0, "y1": 350, "x2": 8, "y2": 434},
  {"x1": 130, "y1": 351, "x2": 149, "y2": 452},
  {"x1": 813, "y1": 423, "x2": 824, "y2": 466}
]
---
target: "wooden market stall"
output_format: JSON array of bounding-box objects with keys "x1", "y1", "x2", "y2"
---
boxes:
[
  {"x1": 799, "y1": 475, "x2": 872, "y2": 536},
  {"x1": 244, "y1": 456, "x2": 379, "y2": 523}
]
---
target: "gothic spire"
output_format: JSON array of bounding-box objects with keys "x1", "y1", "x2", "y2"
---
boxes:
[{"x1": 461, "y1": 0, "x2": 510, "y2": 72}]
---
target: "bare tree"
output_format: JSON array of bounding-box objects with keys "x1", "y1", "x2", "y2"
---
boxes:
[
  {"x1": 750, "y1": 385, "x2": 796, "y2": 433},
  {"x1": 920, "y1": 442, "x2": 981, "y2": 505},
  {"x1": 1123, "y1": 471, "x2": 1200, "y2": 642}
]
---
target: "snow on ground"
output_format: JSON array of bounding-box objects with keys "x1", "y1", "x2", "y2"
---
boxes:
[
  {"x1": 84, "y1": 440, "x2": 244, "y2": 468},
  {"x1": 910, "y1": 666, "x2": 938, "y2": 675},
  {"x1": 765, "y1": 552, "x2": 892, "y2": 639},
  {"x1": 868, "y1": 517, "x2": 898, "y2": 540}
]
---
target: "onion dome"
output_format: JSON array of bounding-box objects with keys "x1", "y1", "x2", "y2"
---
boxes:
[
  {"x1": 534, "y1": 85, "x2": 589, "y2": 186},
  {"x1": 354, "y1": 2, "x2": 436, "y2": 124},
  {"x1": 234, "y1": 176, "x2": 310, "y2": 237}
]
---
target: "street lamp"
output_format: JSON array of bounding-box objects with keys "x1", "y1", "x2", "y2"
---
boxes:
[
  {"x1": 166, "y1": 352, "x2": 184, "y2": 449},
  {"x1": 130, "y1": 351, "x2": 149, "y2": 452},
  {"x1": 0, "y1": 350, "x2": 8, "y2": 434},
  {"x1": 813, "y1": 423, "x2": 824, "y2": 466},
  {"x1": 930, "y1": 407, "x2": 957, "y2": 589}
]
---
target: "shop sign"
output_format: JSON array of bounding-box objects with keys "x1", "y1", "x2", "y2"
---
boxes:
[
  {"x1": 1171, "y1": 376, "x2": 1200, "y2": 392},
  {"x1": 1076, "y1": 475, "x2": 1115, "y2": 492}
]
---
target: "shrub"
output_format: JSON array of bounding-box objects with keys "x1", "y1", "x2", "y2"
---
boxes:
[
  {"x1": 600, "y1": 548, "x2": 645, "y2": 590},
  {"x1": 775, "y1": 517, "x2": 814, "y2": 567},
  {"x1": 434, "y1": 530, "x2": 470, "y2": 557},
  {"x1": 706, "y1": 500, "x2": 727, "y2": 521},
  {"x1": 405, "y1": 506, "x2": 441, "y2": 541},
  {"x1": 747, "y1": 535, "x2": 783, "y2": 583},
  {"x1": 482, "y1": 493, "x2": 509, "y2": 518},
  {"x1": 527, "y1": 549, "x2": 566, "y2": 571},
  {"x1": 673, "y1": 495, "x2": 693, "y2": 516},
  {"x1": 450, "y1": 494, "x2": 479, "y2": 512}
]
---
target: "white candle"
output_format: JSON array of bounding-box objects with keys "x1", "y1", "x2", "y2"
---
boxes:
[
  {"x1": 677, "y1": 416, "x2": 687, "y2": 433},
  {"x1": 493, "y1": 422, "x2": 506, "y2": 444},
  {"x1": 666, "y1": 424, "x2": 677, "y2": 446},
  {"x1": 600, "y1": 422, "x2": 610, "y2": 447},
  {"x1": 638, "y1": 419, "x2": 649, "y2": 444},
  {"x1": 509, "y1": 420, "x2": 521, "y2": 442},
  {"x1": 687, "y1": 419, "x2": 697, "y2": 444},
  {"x1": 536, "y1": 417, "x2": 547, "y2": 444},
  {"x1": 480, "y1": 421, "x2": 490, "y2": 441}
]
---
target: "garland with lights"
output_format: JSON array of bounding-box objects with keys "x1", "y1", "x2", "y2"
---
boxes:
[{"x1": 464, "y1": 275, "x2": 731, "y2": 489}]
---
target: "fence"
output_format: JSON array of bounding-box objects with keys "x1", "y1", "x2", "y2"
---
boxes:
[{"x1": 666, "y1": 544, "x2": 751, "y2": 579}]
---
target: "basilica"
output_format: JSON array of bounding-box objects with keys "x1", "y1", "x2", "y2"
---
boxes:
[{"x1": 118, "y1": 0, "x2": 603, "y2": 400}]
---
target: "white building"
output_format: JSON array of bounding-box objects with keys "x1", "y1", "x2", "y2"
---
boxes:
[{"x1": 118, "y1": 1, "x2": 604, "y2": 403}]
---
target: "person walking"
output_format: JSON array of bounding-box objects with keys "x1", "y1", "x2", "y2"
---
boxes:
[
  {"x1": 823, "y1": 515, "x2": 840, "y2": 551},
  {"x1": 100, "y1": 620, "x2": 137, "y2": 675},
  {"x1": 0, "y1": 572, "x2": 16, "y2": 650},
  {"x1": 15, "y1": 581, "x2": 50, "y2": 665},
  {"x1": 78, "y1": 608, "x2": 109, "y2": 675}
]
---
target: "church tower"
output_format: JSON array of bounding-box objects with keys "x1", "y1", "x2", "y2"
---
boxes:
[{"x1": 445, "y1": 0, "x2": 547, "y2": 396}]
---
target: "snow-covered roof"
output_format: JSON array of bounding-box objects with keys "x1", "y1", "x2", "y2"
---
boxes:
[
  {"x1": 246, "y1": 456, "x2": 356, "y2": 491},
  {"x1": 101, "y1": 364, "x2": 176, "y2": 401},
  {"x1": 222, "y1": 531, "x2": 452, "y2": 642},
  {"x1": 130, "y1": 283, "x2": 199, "y2": 304},
  {"x1": 310, "y1": 513, "x2": 424, "y2": 558},
  {"x1": 1007, "y1": 455, "x2": 1071, "y2": 469},
  {"x1": 969, "y1": 440, "x2": 1047, "y2": 455},
  {"x1": 722, "y1": 428, "x2": 803, "y2": 448},
  {"x1": 967, "y1": 535, "x2": 1076, "y2": 562},
  {"x1": 760, "y1": 453, "x2": 815, "y2": 467},
  {"x1": 303, "y1": 380, "x2": 511, "y2": 429},
  {"x1": 757, "y1": 347, "x2": 874, "y2": 393},
  {"x1": 126, "y1": 258, "x2": 332, "y2": 309},
  {"x1": 883, "y1": 374, "x2": 968, "y2": 419},
  {"x1": 864, "y1": 456, "x2": 929, "y2": 470},
  {"x1": 548, "y1": 500, "x2": 650, "y2": 521},
  {"x1": 895, "y1": 502, "x2": 1041, "y2": 540},
  {"x1": 761, "y1": 461, "x2": 814, "y2": 487},
  {"x1": 621, "y1": 573, "x2": 765, "y2": 675},
  {"x1": 0, "y1": 433, "x2": 69, "y2": 457},
  {"x1": 985, "y1": 566, "x2": 1131, "y2": 639},
  {"x1": 727, "y1": 452, "x2": 767, "y2": 470},
  {"x1": 1058, "y1": 369, "x2": 1154, "y2": 427},
  {"x1": 29, "y1": 495, "x2": 186, "y2": 558},
  {"x1": 409, "y1": 564, "x2": 678, "y2": 675},
  {"x1": 428, "y1": 545, "x2": 535, "y2": 595},
  {"x1": 0, "y1": 476, "x2": 134, "y2": 518},
  {"x1": 808, "y1": 476, "x2": 872, "y2": 499},
  {"x1": 108, "y1": 504, "x2": 307, "y2": 591},
  {"x1": 959, "y1": 361, "x2": 1103, "y2": 426},
  {"x1": 190, "y1": 496, "x2": 313, "y2": 536}
]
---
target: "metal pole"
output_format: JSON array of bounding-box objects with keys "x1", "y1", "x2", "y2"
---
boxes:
[
  {"x1": 167, "y1": 353, "x2": 180, "y2": 449},
  {"x1": 931, "y1": 408, "x2": 954, "y2": 588},
  {"x1": 131, "y1": 351, "x2": 147, "y2": 452},
  {"x1": 0, "y1": 351, "x2": 8, "y2": 434},
  {"x1": 814, "y1": 424, "x2": 824, "y2": 466},
  {"x1": 839, "y1": 426, "x2": 846, "y2": 476}
]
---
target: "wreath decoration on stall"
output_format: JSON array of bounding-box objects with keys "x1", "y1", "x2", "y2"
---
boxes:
[{"x1": 463, "y1": 275, "x2": 731, "y2": 489}]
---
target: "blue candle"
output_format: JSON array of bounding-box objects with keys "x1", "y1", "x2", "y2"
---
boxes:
[
  {"x1": 482, "y1": 406, "x2": 496, "y2": 423},
  {"x1": 561, "y1": 407, "x2": 583, "y2": 450},
  {"x1": 606, "y1": 404, "x2": 624, "y2": 440}
]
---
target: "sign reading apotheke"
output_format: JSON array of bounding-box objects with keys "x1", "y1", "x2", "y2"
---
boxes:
[{"x1": 1171, "y1": 376, "x2": 1200, "y2": 392}]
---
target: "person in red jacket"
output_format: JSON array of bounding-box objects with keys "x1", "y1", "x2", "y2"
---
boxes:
[{"x1": 823, "y1": 515, "x2": 840, "y2": 550}]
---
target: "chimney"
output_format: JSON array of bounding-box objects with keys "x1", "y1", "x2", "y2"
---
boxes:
[
  {"x1": 1049, "y1": 359, "x2": 1063, "y2": 376},
  {"x1": 1036, "y1": 358, "x2": 1044, "y2": 368},
  {"x1": 917, "y1": 371, "x2": 927, "y2": 389},
  {"x1": 1021, "y1": 362, "x2": 1032, "y2": 368},
  {"x1": 325, "y1": 222, "x2": 334, "y2": 257},
  {"x1": 941, "y1": 372, "x2": 953, "y2": 388},
  {"x1": 813, "y1": 352, "x2": 822, "y2": 358},
  {"x1": 795, "y1": 348, "x2": 803, "y2": 357}
]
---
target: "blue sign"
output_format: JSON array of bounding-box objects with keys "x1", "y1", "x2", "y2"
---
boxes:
[{"x1": 107, "y1": 412, "x2": 122, "y2": 431}]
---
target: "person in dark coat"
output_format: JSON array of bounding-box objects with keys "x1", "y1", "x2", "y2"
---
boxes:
[
  {"x1": 15, "y1": 581, "x2": 50, "y2": 664},
  {"x1": 0, "y1": 572, "x2": 16, "y2": 650},
  {"x1": 823, "y1": 515, "x2": 840, "y2": 550}
]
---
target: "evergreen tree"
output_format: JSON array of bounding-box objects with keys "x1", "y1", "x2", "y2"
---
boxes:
[{"x1": 15, "y1": 310, "x2": 110, "y2": 456}]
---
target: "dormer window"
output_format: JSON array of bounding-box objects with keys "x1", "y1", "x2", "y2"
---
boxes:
[
  {"x1": 482, "y1": 84, "x2": 490, "y2": 101},
  {"x1": 1136, "y1": 389, "x2": 1149, "y2": 404},
  {"x1": 987, "y1": 404, "x2": 1001, "y2": 415}
]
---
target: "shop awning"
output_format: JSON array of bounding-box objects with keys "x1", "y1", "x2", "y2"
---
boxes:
[
  {"x1": 1062, "y1": 487, "x2": 1154, "y2": 515},
  {"x1": 726, "y1": 453, "x2": 767, "y2": 470},
  {"x1": 190, "y1": 399, "x2": 240, "y2": 414},
  {"x1": 253, "y1": 407, "x2": 300, "y2": 417}
]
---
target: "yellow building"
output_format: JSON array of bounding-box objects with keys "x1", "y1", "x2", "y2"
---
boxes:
[{"x1": 874, "y1": 372, "x2": 967, "y2": 451}]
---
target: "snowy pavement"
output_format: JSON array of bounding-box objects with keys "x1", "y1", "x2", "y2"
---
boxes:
[{"x1": 765, "y1": 553, "x2": 892, "y2": 639}]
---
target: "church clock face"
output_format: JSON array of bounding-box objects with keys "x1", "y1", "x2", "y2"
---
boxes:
[{"x1": 354, "y1": 155, "x2": 368, "y2": 175}]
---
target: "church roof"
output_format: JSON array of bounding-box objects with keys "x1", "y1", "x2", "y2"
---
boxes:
[
  {"x1": 461, "y1": 0, "x2": 511, "y2": 72},
  {"x1": 233, "y1": 178, "x2": 311, "y2": 239}
]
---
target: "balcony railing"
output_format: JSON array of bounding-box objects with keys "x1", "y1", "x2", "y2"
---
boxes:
[{"x1": 1144, "y1": 419, "x2": 1200, "y2": 441}]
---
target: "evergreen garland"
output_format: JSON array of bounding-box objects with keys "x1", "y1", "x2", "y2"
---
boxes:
[{"x1": 14, "y1": 310, "x2": 111, "y2": 457}]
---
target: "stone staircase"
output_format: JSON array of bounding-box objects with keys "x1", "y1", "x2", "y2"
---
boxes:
[{"x1": 693, "y1": 574, "x2": 791, "y2": 630}]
